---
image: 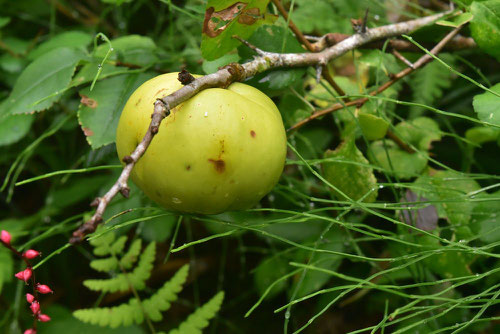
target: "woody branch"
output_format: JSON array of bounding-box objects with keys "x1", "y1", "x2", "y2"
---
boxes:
[{"x1": 70, "y1": 10, "x2": 452, "y2": 244}]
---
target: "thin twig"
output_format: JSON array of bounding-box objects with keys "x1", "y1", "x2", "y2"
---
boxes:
[
  {"x1": 288, "y1": 25, "x2": 463, "y2": 132},
  {"x1": 70, "y1": 11, "x2": 451, "y2": 244}
]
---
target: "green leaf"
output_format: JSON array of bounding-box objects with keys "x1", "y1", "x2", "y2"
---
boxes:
[
  {"x1": 470, "y1": 191, "x2": 500, "y2": 243},
  {"x1": 323, "y1": 137, "x2": 378, "y2": 202},
  {"x1": 358, "y1": 112, "x2": 389, "y2": 140},
  {"x1": 238, "y1": 25, "x2": 306, "y2": 91},
  {"x1": 470, "y1": 1, "x2": 500, "y2": 60},
  {"x1": 472, "y1": 82, "x2": 500, "y2": 126},
  {"x1": 29, "y1": 31, "x2": 92, "y2": 60},
  {"x1": 436, "y1": 12, "x2": 473, "y2": 27},
  {"x1": 0, "y1": 113, "x2": 35, "y2": 146},
  {"x1": 0, "y1": 47, "x2": 84, "y2": 116},
  {"x1": 202, "y1": 53, "x2": 240, "y2": 74},
  {"x1": 168, "y1": 291, "x2": 224, "y2": 334},
  {"x1": 0, "y1": 16, "x2": 10, "y2": 29},
  {"x1": 78, "y1": 73, "x2": 154, "y2": 149},
  {"x1": 40, "y1": 305, "x2": 145, "y2": 334},
  {"x1": 95, "y1": 35, "x2": 158, "y2": 67},
  {"x1": 409, "y1": 54, "x2": 456, "y2": 114},
  {"x1": 84, "y1": 242, "x2": 156, "y2": 293},
  {"x1": 414, "y1": 170, "x2": 480, "y2": 228},
  {"x1": 0, "y1": 248, "x2": 13, "y2": 294},
  {"x1": 291, "y1": 229, "x2": 344, "y2": 298},
  {"x1": 201, "y1": 0, "x2": 276, "y2": 60},
  {"x1": 465, "y1": 126, "x2": 500, "y2": 145},
  {"x1": 395, "y1": 117, "x2": 442, "y2": 150},
  {"x1": 140, "y1": 215, "x2": 176, "y2": 242},
  {"x1": 359, "y1": 50, "x2": 402, "y2": 77},
  {"x1": 72, "y1": 63, "x2": 131, "y2": 87},
  {"x1": 254, "y1": 256, "x2": 290, "y2": 299},
  {"x1": 368, "y1": 140, "x2": 428, "y2": 179}
]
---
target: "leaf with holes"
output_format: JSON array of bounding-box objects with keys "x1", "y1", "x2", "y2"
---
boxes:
[
  {"x1": 201, "y1": 0, "x2": 277, "y2": 60},
  {"x1": 0, "y1": 47, "x2": 85, "y2": 116},
  {"x1": 78, "y1": 73, "x2": 154, "y2": 149}
]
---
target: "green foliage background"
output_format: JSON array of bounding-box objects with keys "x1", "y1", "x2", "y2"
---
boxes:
[{"x1": 0, "y1": 0, "x2": 499, "y2": 333}]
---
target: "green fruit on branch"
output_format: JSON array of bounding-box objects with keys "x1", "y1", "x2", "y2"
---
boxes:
[{"x1": 116, "y1": 73, "x2": 287, "y2": 214}]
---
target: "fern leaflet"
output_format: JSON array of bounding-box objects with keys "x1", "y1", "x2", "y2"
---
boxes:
[
  {"x1": 168, "y1": 291, "x2": 225, "y2": 334},
  {"x1": 73, "y1": 264, "x2": 189, "y2": 328},
  {"x1": 84, "y1": 241, "x2": 156, "y2": 293}
]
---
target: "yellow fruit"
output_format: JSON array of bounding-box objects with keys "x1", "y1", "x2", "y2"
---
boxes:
[{"x1": 116, "y1": 73, "x2": 287, "y2": 214}]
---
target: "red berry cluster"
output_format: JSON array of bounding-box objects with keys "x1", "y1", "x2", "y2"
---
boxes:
[{"x1": 1, "y1": 230, "x2": 53, "y2": 333}]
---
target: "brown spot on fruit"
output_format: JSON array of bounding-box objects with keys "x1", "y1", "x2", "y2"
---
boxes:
[
  {"x1": 186, "y1": 165, "x2": 191, "y2": 171},
  {"x1": 83, "y1": 127, "x2": 94, "y2": 136},
  {"x1": 250, "y1": 130, "x2": 256, "y2": 138},
  {"x1": 156, "y1": 88, "x2": 168, "y2": 96},
  {"x1": 208, "y1": 159, "x2": 225, "y2": 173},
  {"x1": 135, "y1": 98, "x2": 142, "y2": 106},
  {"x1": 80, "y1": 95, "x2": 97, "y2": 108}
]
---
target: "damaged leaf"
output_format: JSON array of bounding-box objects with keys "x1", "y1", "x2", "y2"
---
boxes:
[{"x1": 201, "y1": 0, "x2": 277, "y2": 60}]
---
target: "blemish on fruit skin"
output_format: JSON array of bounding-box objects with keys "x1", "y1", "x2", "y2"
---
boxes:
[
  {"x1": 135, "y1": 98, "x2": 142, "y2": 106},
  {"x1": 186, "y1": 165, "x2": 191, "y2": 171},
  {"x1": 156, "y1": 88, "x2": 168, "y2": 96},
  {"x1": 250, "y1": 130, "x2": 256, "y2": 138},
  {"x1": 208, "y1": 159, "x2": 225, "y2": 173}
]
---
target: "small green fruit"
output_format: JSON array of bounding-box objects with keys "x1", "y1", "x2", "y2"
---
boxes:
[{"x1": 116, "y1": 73, "x2": 287, "y2": 214}]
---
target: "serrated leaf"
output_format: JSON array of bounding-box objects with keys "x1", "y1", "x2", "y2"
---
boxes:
[
  {"x1": 201, "y1": 0, "x2": 276, "y2": 60},
  {"x1": 168, "y1": 291, "x2": 224, "y2": 334},
  {"x1": 358, "y1": 112, "x2": 389, "y2": 140},
  {"x1": 472, "y1": 82, "x2": 500, "y2": 126},
  {"x1": 90, "y1": 257, "x2": 119, "y2": 272},
  {"x1": 121, "y1": 239, "x2": 142, "y2": 269},
  {"x1": 0, "y1": 47, "x2": 84, "y2": 116},
  {"x1": 470, "y1": 1, "x2": 500, "y2": 60},
  {"x1": 0, "y1": 113, "x2": 35, "y2": 146},
  {"x1": 78, "y1": 73, "x2": 154, "y2": 149},
  {"x1": 368, "y1": 140, "x2": 428, "y2": 179},
  {"x1": 323, "y1": 137, "x2": 378, "y2": 202},
  {"x1": 29, "y1": 31, "x2": 92, "y2": 60},
  {"x1": 414, "y1": 170, "x2": 480, "y2": 228}
]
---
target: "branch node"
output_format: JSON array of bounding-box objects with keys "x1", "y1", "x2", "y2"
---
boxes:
[
  {"x1": 122, "y1": 155, "x2": 134, "y2": 164},
  {"x1": 90, "y1": 198, "x2": 100, "y2": 208},
  {"x1": 178, "y1": 69, "x2": 195, "y2": 85},
  {"x1": 119, "y1": 186, "x2": 130, "y2": 198}
]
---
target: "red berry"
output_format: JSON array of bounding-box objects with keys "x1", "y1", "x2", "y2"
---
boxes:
[
  {"x1": 15, "y1": 268, "x2": 32, "y2": 282},
  {"x1": 26, "y1": 293, "x2": 35, "y2": 303},
  {"x1": 24, "y1": 329, "x2": 36, "y2": 334},
  {"x1": 37, "y1": 314, "x2": 51, "y2": 322},
  {"x1": 23, "y1": 250, "x2": 41, "y2": 259},
  {"x1": 36, "y1": 284, "x2": 53, "y2": 294},
  {"x1": 0, "y1": 230, "x2": 11, "y2": 245},
  {"x1": 30, "y1": 301, "x2": 40, "y2": 315}
]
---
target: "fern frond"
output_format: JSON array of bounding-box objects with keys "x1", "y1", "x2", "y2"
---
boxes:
[
  {"x1": 168, "y1": 291, "x2": 224, "y2": 334},
  {"x1": 89, "y1": 256, "x2": 118, "y2": 272},
  {"x1": 142, "y1": 264, "x2": 189, "y2": 321},
  {"x1": 83, "y1": 242, "x2": 156, "y2": 293},
  {"x1": 409, "y1": 54, "x2": 456, "y2": 113},
  {"x1": 120, "y1": 238, "x2": 142, "y2": 269},
  {"x1": 74, "y1": 264, "x2": 190, "y2": 328},
  {"x1": 90, "y1": 230, "x2": 115, "y2": 256}
]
